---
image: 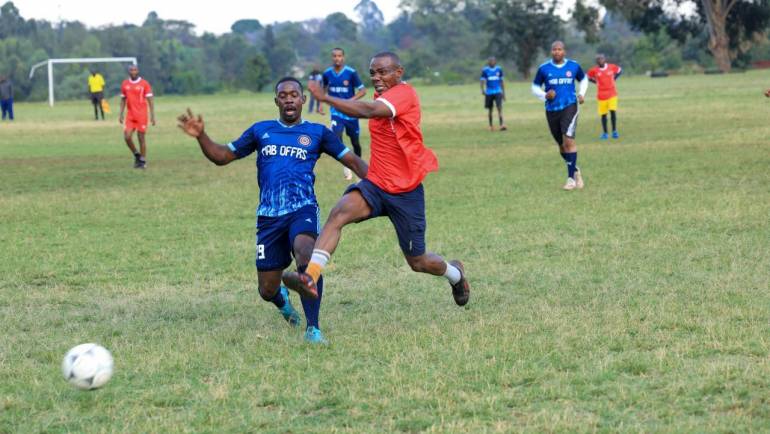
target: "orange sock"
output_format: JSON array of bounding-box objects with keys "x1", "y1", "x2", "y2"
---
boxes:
[{"x1": 306, "y1": 261, "x2": 323, "y2": 283}]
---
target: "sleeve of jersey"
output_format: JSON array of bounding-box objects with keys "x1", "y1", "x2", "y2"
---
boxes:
[
  {"x1": 480, "y1": 70, "x2": 486, "y2": 81},
  {"x1": 322, "y1": 73, "x2": 329, "y2": 87},
  {"x1": 575, "y1": 65, "x2": 586, "y2": 82},
  {"x1": 376, "y1": 86, "x2": 413, "y2": 118},
  {"x1": 352, "y1": 71, "x2": 364, "y2": 90},
  {"x1": 227, "y1": 127, "x2": 258, "y2": 159},
  {"x1": 321, "y1": 127, "x2": 350, "y2": 159},
  {"x1": 144, "y1": 81, "x2": 154, "y2": 97},
  {"x1": 120, "y1": 82, "x2": 126, "y2": 98},
  {"x1": 532, "y1": 68, "x2": 544, "y2": 86}
]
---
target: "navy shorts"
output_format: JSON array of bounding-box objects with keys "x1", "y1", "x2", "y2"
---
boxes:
[
  {"x1": 345, "y1": 179, "x2": 426, "y2": 257},
  {"x1": 546, "y1": 103, "x2": 579, "y2": 145},
  {"x1": 331, "y1": 115, "x2": 360, "y2": 138},
  {"x1": 256, "y1": 204, "x2": 320, "y2": 271}
]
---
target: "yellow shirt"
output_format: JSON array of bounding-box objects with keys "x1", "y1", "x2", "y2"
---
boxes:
[{"x1": 88, "y1": 74, "x2": 105, "y2": 93}]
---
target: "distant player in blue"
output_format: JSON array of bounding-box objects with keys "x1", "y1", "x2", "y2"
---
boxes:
[
  {"x1": 531, "y1": 41, "x2": 588, "y2": 191},
  {"x1": 176, "y1": 77, "x2": 368, "y2": 344},
  {"x1": 480, "y1": 57, "x2": 506, "y2": 131},
  {"x1": 323, "y1": 47, "x2": 367, "y2": 180}
]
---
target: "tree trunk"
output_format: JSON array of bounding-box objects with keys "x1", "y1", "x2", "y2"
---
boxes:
[{"x1": 701, "y1": 0, "x2": 737, "y2": 73}]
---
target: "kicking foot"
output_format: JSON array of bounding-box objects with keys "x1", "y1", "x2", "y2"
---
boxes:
[
  {"x1": 563, "y1": 177, "x2": 577, "y2": 191},
  {"x1": 449, "y1": 260, "x2": 470, "y2": 306},
  {"x1": 281, "y1": 271, "x2": 319, "y2": 299},
  {"x1": 304, "y1": 326, "x2": 328, "y2": 345},
  {"x1": 277, "y1": 286, "x2": 301, "y2": 327}
]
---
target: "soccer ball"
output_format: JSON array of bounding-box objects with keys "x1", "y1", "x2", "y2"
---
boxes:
[{"x1": 61, "y1": 343, "x2": 114, "y2": 390}]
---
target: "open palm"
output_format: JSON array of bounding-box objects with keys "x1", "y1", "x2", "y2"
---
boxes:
[{"x1": 177, "y1": 108, "x2": 204, "y2": 138}]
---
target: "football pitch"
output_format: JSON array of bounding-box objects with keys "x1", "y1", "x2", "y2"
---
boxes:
[{"x1": 1, "y1": 71, "x2": 769, "y2": 432}]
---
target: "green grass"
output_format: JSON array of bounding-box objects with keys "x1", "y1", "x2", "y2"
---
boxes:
[{"x1": 1, "y1": 71, "x2": 769, "y2": 433}]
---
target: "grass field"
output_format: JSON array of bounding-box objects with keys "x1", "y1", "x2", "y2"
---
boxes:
[{"x1": 1, "y1": 70, "x2": 769, "y2": 433}]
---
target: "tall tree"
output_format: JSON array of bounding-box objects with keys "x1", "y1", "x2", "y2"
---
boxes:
[
  {"x1": 601, "y1": 0, "x2": 770, "y2": 72},
  {"x1": 485, "y1": 0, "x2": 562, "y2": 78}
]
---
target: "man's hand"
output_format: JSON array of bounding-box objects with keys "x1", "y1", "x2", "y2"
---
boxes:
[
  {"x1": 546, "y1": 90, "x2": 556, "y2": 100},
  {"x1": 151, "y1": 116, "x2": 156, "y2": 126},
  {"x1": 307, "y1": 80, "x2": 325, "y2": 103},
  {"x1": 764, "y1": 88, "x2": 770, "y2": 98},
  {"x1": 578, "y1": 95, "x2": 585, "y2": 104},
  {"x1": 503, "y1": 93, "x2": 507, "y2": 102},
  {"x1": 118, "y1": 113, "x2": 124, "y2": 124},
  {"x1": 177, "y1": 108, "x2": 205, "y2": 138}
]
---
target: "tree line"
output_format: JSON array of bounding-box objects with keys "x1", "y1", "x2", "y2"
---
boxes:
[{"x1": 1, "y1": 0, "x2": 768, "y2": 102}]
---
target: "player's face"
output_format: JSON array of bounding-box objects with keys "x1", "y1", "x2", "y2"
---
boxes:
[
  {"x1": 274, "y1": 81, "x2": 306, "y2": 124},
  {"x1": 551, "y1": 43, "x2": 565, "y2": 63},
  {"x1": 488, "y1": 58, "x2": 496, "y2": 67},
  {"x1": 128, "y1": 66, "x2": 139, "y2": 80},
  {"x1": 596, "y1": 55, "x2": 606, "y2": 67},
  {"x1": 369, "y1": 57, "x2": 403, "y2": 94},
  {"x1": 332, "y1": 50, "x2": 345, "y2": 67}
]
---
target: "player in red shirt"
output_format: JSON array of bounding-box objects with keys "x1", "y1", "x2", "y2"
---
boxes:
[
  {"x1": 586, "y1": 54, "x2": 622, "y2": 140},
  {"x1": 119, "y1": 65, "x2": 155, "y2": 169},
  {"x1": 283, "y1": 51, "x2": 470, "y2": 307}
]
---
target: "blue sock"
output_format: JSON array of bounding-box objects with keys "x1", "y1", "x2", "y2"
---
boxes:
[
  {"x1": 564, "y1": 152, "x2": 577, "y2": 178},
  {"x1": 268, "y1": 287, "x2": 285, "y2": 309},
  {"x1": 298, "y1": 265, "x2": 323, "y2": 329}
]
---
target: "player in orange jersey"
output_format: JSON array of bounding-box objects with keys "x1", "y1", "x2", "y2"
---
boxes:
[
  {"x1": 119, "y1": 65, "x2": 155, "y2": 169},
  {"x1": 587, "y1": 54, "x2": 622, "y2": 140}
]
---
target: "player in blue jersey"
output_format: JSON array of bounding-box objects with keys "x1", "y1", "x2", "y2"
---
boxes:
[
  {"x1": 531, "y1": 41, "x2": 589, "y2": 191},
  {"x1": 480, "y1": 57, "x2": 506, "y2": 131},
  {"x1": 176, "y1": 77, "x2": 368, "y2": 344},
  {"x1": 323, "y1": 47, "x2": 367, "y2": 180}
]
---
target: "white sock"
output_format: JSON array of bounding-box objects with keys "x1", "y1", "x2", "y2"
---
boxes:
[
  {"x1": 443, "y1": 262, "x2": 462, "y2": 285},
  {"x1": 310, "y1": 249, "x2": 330, "y2": 268}
]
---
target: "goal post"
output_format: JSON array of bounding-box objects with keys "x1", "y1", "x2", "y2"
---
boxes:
[{"x1": 29, "y1": 57, "x2": 138, "y2": 107}]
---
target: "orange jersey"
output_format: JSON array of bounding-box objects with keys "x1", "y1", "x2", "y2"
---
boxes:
[
  {"x1": 368, "y1": 83, "x2": 439, "y2": 194},
  {"x1": 587, "y1": 64, "x2": 621, "y2": 100},
  {"x1": 121, "y1": 77, "x2": 153, "y2": 119}
]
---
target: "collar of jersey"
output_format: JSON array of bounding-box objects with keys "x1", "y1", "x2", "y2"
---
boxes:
[
  {"x1": 549, "y1": 60, "x2": 568, "y2": 69},
  {"x1": 329, "y1": 66, "x2": 351, "y2": 77},
  {"x1": 599, "y1": 64, "x2": 608, "y2": 71},
  {"x1": 129, "y1": 77, "x2": 142, "y2": 84},
  {"x1": 276, "y1": 119, "x2": 306, "y2": 128}
]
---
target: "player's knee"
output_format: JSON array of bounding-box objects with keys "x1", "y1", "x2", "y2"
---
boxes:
[
  {"x1": 258, "y1": 284, "x2": 279, "y2": 301},
  {"x1": 406, "y1": 256, "x2": 428, "y2": 273}
]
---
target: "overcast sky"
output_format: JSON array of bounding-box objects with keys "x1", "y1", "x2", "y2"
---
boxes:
[{"x1": 11, "y1": 0, "x2": 403, "y2": 34}]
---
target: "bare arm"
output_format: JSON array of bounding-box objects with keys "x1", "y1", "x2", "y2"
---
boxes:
[
  {"x1": 353, "y1": 87, "x2": 367, "y2": 100},
  {"x1": 177, "y1": 108, "x2": 237, "y2": 166},
  {"x1": 339, "y1": 152, "x2": 368, "y2": 179},
  {"x1": 308, "y1": 79, "x2": 390, "y2": 118},
  {"x1": 148, "y1": 97, "x2": 156, "y2": 126},
  {"x1": 480, "y1": 79, "x2": 486, "y2": 95},
  {"x1": 119, "y1": 98, "x2": 126, "y2": 123}
]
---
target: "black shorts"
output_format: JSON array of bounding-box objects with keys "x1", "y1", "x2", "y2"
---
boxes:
[
  {"x1": 545, "y1": 103, "x2": 579, "y2": 145},
  {"x1": 91, "y1": 92, "x2": 104, "y2": 104},
  {"x1": 484, "y1": 93, "x2": 503, "y2": 110},
  {"x1": 344, "y1": 179, "x2": 426, "y2": 257}
]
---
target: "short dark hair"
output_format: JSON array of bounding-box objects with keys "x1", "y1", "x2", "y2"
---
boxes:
[
  {"x1": 275, "y1": 76, "x2": 303, "y2": 94},
  {"x1": 372, "y1": 51, "x2": 401, "y2": 66},
  {"x1": 332, "y1": 47, "x2": 345, "y2": 55}
]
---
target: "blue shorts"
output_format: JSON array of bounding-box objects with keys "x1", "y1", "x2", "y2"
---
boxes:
[
  {"x1": 256, "y1": 205, "x2": 320, "y2": 271},
  {"x1": 331, "y1": 115, "x2": 360, "y2": 138},
  {"x1": 345, "y1": 179, "x2": 426, "y2": 257}
]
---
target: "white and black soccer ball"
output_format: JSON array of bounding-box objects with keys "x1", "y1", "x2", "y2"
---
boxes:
[{"x1": 61, "y1": 343, "x2": 114, "y2": 390}]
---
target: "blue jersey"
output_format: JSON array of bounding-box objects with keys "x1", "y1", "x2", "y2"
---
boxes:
[
  {"x1": 227, "y1": 120, "x2": 350, "y2": 217},
  {"x1": 533, "y1": 59, "x2": 585, "y2": 112},
  {"x1": 481, "y1": 66, "x2": 504, "y2": 95},
  {"x1": 322, "y1": 66, "x2": 364, "y2": 120}
]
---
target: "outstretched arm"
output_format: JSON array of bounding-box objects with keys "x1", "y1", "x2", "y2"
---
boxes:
[
  {"x1": 308, "y1": 80, "x2": 391, "y2": 119},
  {"x1": 177, "y1": 108, "x2": 237, "y2": 166},
  {"x1": 339, "y1": 152, "x2": 368, "y2": 179}
]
